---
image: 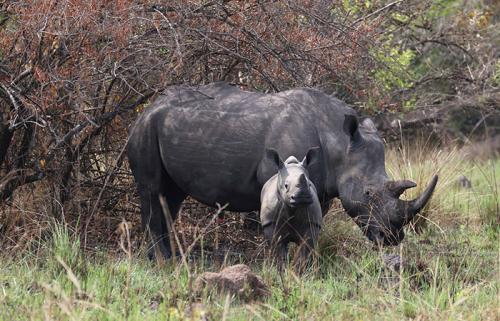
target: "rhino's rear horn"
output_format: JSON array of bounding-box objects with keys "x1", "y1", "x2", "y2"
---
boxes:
[{"x1": 385, "y1": 180, "x2": 417, "y2": 198}]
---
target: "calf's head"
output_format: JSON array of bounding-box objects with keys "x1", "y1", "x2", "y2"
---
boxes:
[
  {"x1": 339, "y1": 115, "x2": 438, "y2": 246},
  {"x1": 266, "y1": 147, "x2": 320, "y2": 208}
]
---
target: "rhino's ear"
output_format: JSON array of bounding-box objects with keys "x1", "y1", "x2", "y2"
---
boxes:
[
  {"x1": 302, "y1": 146, "x2": 320, "y2": 168},
  {"x1": 343, "y1": 114, "x2": 359, "y2": 138},
  {"x1": 265, "y1": 148, "x2": 284, "y2": 170},
  {"x1": 361, "y1": 118, "x2": 378, "y2": 133}
]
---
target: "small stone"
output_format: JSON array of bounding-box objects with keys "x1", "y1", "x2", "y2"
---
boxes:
[
  {"x1": 457, "y1": 175, "x2": 472, "y2": 189},
  {"x1": 194, "y1": 264, "x2": 270, "y2": 301},
  {"x1": 382, "y1": 254, "x2": 405, "y2": 272}
]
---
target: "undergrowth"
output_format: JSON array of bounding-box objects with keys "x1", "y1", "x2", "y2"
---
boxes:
[{"x1": 0, "y1": 147, "x2": 498, "y2": 321}]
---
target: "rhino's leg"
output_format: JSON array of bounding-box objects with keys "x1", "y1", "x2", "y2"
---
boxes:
[
  {"x1": 138, "y1": 176, "x2": 186, "y2": 261},
  {"x1": 276, "y1": 242, "x2": 288, "y2": 270},
  {"x1": 138, "y1": 187, "x2": 167, "y2": 260}
]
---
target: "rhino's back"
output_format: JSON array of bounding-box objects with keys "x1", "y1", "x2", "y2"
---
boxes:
[
  {"x1": 129, "y1": 82, "x2": 352, "y2": 211},
  {"x1": 149, "y1": 84, "x2": 273, "y2": 210}
]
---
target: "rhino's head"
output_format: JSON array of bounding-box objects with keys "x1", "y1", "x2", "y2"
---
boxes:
[
  {"x1": 266, "y1": 147, "x2": 320, "y2": 208},
  {"x1": 339, "y1": 115, "x2": 438, "y2": 246}
]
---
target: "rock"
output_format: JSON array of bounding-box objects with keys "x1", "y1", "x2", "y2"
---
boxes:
[
  {"x1": 382, "y1": 254, "x2": 405, "y2": 272},
  {"x1": 194, "y1": 264, "x2": 270, "y2": 301},
  {"x1": 382, "y1": 254, "x2": 429, "y2": 274},
  {"x1": 457, "y1": 175, "x2": 472, "y2": 189}
]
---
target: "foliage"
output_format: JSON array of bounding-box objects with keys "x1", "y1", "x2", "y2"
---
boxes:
[
  {"x1": 404, "y1": 0, "x2": 499, "y2": 107},
  {"x1": 349, "y1": 0, "x2": 499, "y2": 110}
]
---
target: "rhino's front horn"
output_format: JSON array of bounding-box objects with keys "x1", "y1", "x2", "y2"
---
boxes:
[
  {"x1": 397, "y1": 175, "x2": 439, "y2": 224},
  {"x1": 385, "y1": 180, "x2": 417, "y2": 198}
]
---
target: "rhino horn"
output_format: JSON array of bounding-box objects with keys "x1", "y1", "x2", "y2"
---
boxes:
[
  {"x1": 385, "y1": 179, "x2": 416, "y2": 198},
  {"x1": 397, "y1": 175, "x2": 439, "y2": 225},
  {"x1": 298, "y1": 173, "x2": 307, "y2": 187}
]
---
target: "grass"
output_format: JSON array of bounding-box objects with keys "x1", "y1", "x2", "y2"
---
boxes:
[
  {"x1": 0, "y1": 147, "x2": 498, "y2": 320},
  {"x1": 386, "y1": 140, "x2": 499, "y2": 227}
]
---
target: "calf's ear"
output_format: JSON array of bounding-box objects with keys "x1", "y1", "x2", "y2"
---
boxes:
[
  {"x1": 265, "y1": 148, "x2": 284, "y2": 170},
  {"x1": 302, "y1": 146, "x2": 320, "y2": 168}
]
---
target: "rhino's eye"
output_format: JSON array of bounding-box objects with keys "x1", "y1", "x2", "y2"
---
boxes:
[
  {"x1": 365, "y1": 190, "x2": 372, "y2": 196},
  {"x1": 284, "y1": 183, "x2": 289, "y2": 190}
]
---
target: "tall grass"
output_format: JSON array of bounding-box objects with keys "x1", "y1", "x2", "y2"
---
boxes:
[
  {"x1": 0, "y1": 146, "x2": 498, "y2": 320},
  {"x1": 386, "y1": 141, "x2": 499, "y2": 229},
  {"x1": 1, "y1": 229, "x2": 497, "y2": 320}
]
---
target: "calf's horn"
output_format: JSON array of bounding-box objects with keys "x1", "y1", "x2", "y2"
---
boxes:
[{"x1": 298, "y1": 173, "x2": 307, "y2": 187}]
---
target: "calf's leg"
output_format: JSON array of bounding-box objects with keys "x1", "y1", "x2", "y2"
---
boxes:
[
  {"x1": 263, "y1": 224, "x2": 288, "y2": 268},
  {"x1": 295, "y1": 225, "x2": 321, "y2": 272}
]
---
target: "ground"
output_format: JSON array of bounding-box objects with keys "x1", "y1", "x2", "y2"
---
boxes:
[{"x1": 0, "y1": 145, "x2": 498, "y2": 320}]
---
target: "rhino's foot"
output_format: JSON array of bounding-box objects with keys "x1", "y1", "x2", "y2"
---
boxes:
[{"x1": 147, "y1": 240, "x2": 174, "y2": 262}]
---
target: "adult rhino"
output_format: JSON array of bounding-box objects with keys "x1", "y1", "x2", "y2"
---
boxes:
[{"x1": 127, "y1": 82, "x2": 438, "y2": 259}]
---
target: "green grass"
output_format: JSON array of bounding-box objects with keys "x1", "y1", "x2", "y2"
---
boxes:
[{"x1": 0, "y1": 152, "x2": 498, "y2": 320}]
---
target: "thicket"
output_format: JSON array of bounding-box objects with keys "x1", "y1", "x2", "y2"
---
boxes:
[{"x1": 0, "y1": 0, "x2": 498, "y2": 249}]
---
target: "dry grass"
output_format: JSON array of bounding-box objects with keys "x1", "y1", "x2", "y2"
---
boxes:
[{"x1": 386, "y1": 139, "x2": 499, "y2": 230}]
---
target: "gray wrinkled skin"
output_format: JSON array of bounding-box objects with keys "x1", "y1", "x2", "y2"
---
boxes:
[
  {"x1": 127, "y1": 82, "x2": 438, "y2": 259},
  {"x1": 260, "y1": 148, "x2": 322, "y2": 267}
]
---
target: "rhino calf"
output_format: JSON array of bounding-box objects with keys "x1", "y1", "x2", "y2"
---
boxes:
[{"x1": 260, "y1": 148, "x2": 323, "y2": 268}]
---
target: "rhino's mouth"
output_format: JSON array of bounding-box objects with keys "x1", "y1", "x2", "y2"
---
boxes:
[
  {"x1": 289, "y1": 196, "x2": 313, "y2": 207},
  {"x1": 367, "y1": 229, "x2": 400, "y2": 247}
]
